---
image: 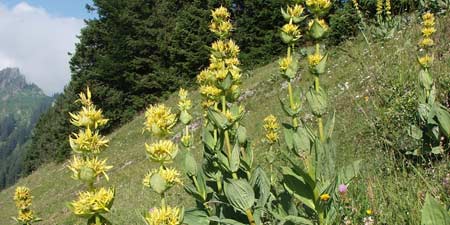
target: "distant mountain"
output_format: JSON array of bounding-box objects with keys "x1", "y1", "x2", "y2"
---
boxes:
[{"x1": 0, "y1": 68, "x2": 54, "y2": 189}]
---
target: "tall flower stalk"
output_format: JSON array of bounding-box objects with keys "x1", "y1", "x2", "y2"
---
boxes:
[
  {"x1": 12, "y1": 187, "x2": 41, "y2": 225},
  {"x1": 67, "y1": 87, "x2": 115, "y2": 225},
  {"x1": 267, "y1": 1, "x2": 361, "y2": 224},
  {"x1": 181, "y1": 6, "x2": 267, "y2": 225},
  {"x1": 409, "y1": 12, "x2": 450, "y2": 155},
  {"x1": 142, "y1": 102, "x2": 183, "y2": 224}
]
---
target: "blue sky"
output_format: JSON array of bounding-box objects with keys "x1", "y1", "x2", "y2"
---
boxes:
[{"x1": 0, "y1": 0, "x2": 94, "y2": 19}]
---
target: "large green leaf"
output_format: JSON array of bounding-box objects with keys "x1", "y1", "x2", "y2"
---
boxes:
[
  {"x1": 435, "y1": 105, "x2": 450, "y2": 137},
  {"x1": 230, "y1": 143, "x2": 241, "y2": 173},
  {"x1": 282, "y1": 166, "x2": 316, "y2": 212},
  {"x1": 284, "y1": 215, "x2": 314, "y2": 225},
  {"x1": 224, "y1": 179, "x2": 256, "y2": 212},
  {"x1": 250, "y1": 167, "x2": 271, "y2": 208},
  {"x1": 207, "y1": 109, "x2": 231, "y2": 130},
  {"x1": 421, "y1": 193, "x2": 450, "y2": 225},
  {"x1": 183, "y1": 208, "x2": 210, "y2": 225}
]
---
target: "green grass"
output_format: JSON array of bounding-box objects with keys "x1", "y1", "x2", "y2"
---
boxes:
[{"x1": 1, "y1": 14, "x2": 449, "y2": 225}]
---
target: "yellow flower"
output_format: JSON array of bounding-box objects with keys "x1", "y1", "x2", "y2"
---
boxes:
[
  {"x1": 210, "y1": 20, "x2": 232, "y2": 37},
  {"x1": 225, "y1": 57, "x2": 240, "y2": 66},
  {"x1": 145, "y1": 205, "x2": 181, "y2": 225},
  {"x1": 68, "y1": 156, "x2": 112, "y2": 181},
  {"x1": 69, "y1": 127, "x2": 109, "y2": 154},
  {"x1": 421, "y1": 27, "x2": 436, "y2": 37},
  {"x1": 229, "y1": 67, "x2": 242, "y2": 81},
  {"x1": 199, "y1": 85, "x2": 222, "y2": 99},
  {"x1": 308, "y1": 19, "x2": 329, "y2": 31},
  {"x1": 385, "y1": 0, "x2": 391, "y2": 16},
  {"x1": 227, "y1": 39, "x2": 240, "y2": 57},
  {"x1": 264, "y1": 115, "x2": 280, "y2": 144},
  {"x1": 70, "y1": 188, "x2": 115, "y2": 216},
  {"x1": 366, "y1": 209, "x2": 373, "y2": 215},
  {"x1": 17, "y1": 209, "x2": 34, "y2": 222},
  {"x1": 306, "y1": 0, "x2": 332, "y2": 15},
  {"x1": 214, "y1": 69, "x2": 229, "y2": 80},
  {"x1": 418, "y1": 55, "x2": 433, "y2": 68},
  {"x1": 145, "y1": 140, "x2": 178, "y2": 163},
  {"x1": 14, "y1": 187, "x2": 32, "y2": 210},
  {"x1": 320, "y1": 193, "x2": 331, "y2": 201},
  {"x1": 197, "y1": 69, "x2": 214, "y2": 84},
  {"x1": 143, "y1": 167, "x2": 183, "y2": 189},
  {"x1": 212, "y1": 40, "x2": 227, "y2": 55},
  {"x1": 281, "y1": 23, "x2": 301, "y2": 40},
  {"x1": 279, "y1": 55, "x2": 293, "y2": 71},
  {"x1": 178, "y1": 88, "x2": 192, "y2": 111},
  {"x1": 287, "y1": 4, "x2": 304, "y2": 18},
  {"x1": 201, "y1": 99, "x2": 216, "y2": 108},
  {"x1": 308, "y1": 52, "x2": 323, "y2": 66},
  {"x1": 419, "y1": 38, "x2": 434, "y2": 48},
  {"x1": 69, "y1": 106, "x2": 109, "y2": 129},
  {"x1": 422, "y1": 12, "x2": 434, "y2": 22},
  {"x1": 211, "y1": 6, "x2": 230, "y2": 21},
  {"x1": 76, "y1": 86, "x2": 93, "y2": 107},
  {"x1": 376, "y1": 0, "x2": 383, "y2": 15},
  {"x1": 144, "y1": 104, "x2": 177, "y2": 136}
]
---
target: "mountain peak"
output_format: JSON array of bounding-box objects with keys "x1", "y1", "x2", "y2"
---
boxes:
[{"x1": 0, "y1": 67, "x2": 27, "y2": 90}]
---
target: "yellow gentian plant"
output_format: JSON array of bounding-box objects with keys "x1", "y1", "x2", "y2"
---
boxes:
[
  {"x1": 67, "y1": 87, "x2": 115, "y2": 225},
  {"x1": 12, "y1": 186, "x2": 42, "y2": 225}
]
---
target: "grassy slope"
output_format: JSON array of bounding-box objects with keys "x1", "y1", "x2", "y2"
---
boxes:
[{"x1": 0, "y1": 14, "x2": 449, "y2": 225}]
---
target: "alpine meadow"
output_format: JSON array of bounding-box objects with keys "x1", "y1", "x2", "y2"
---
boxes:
[{"x1": 0, "y1": 0, "x2": 449, "y2": 225}]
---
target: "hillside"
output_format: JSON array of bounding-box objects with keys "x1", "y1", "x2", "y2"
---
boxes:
[
  {"x1": 0, "y1": 14, "x2": 449, "y2": 225},
  {"x1": 0, "y1": 68, "x2": 53, "y2": 189}
]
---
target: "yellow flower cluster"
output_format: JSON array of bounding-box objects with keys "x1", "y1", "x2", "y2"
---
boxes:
[
  {"x1": 306, "y1": 0, "x2": 331, "y2": 15},
  {"x1": 70, "y1": 188, "x2": 115, "y2": 216},
  {"x1": 67, "y1": 87, "x2": 114, "y2": 222},
  {"x1": 69, "y1": 87, "x2": 108, "y2": 129},
  {"x1": 143, "y1": 167, "x2": 183, "y2": 189},
  {"x1": 145, "y1": 140, "x2": 178, "y2": 164},
  {"x1": 13, "y1": 187, "x2": 38, "y2": 223},
  {"x1": 68, "y1": 156, "x2": 112, "y2": 181},
  {"x1": 69, "y1": 128, "x2": 109, "y2": 154},
  {"x1": 418, "y1": 13, "x2": 436, "y2": 68},
  {"x1": 198, "y1": 6, "x2": 241, "y2": 108},
  {"x1": 144, "y1": 104, "x2": 177, "y2": 136},
  {"x1": 376, "y1": 0, "x2": 383, "y2": 16},
  {"x1": 308, "y1": 51, "x2": 324, "y2": 66},
  {"x1": 210, "y1": 6, "x2": 232, "y2": 38},
  {"x1": 308, "y1": 19, "x2": 329, "y2": 31},
  {"x1": 281, "y1": 23, "x2": 302, "y2": 41},
  {"x1": 145, "y1": 205, "x2": 181, "y2": 225},
  {"x1": 288, "y1": 4, "x2": 304, "y2": 18},
  {"x1": 279, "y1": 55, "x2": 293, "y2": 71},
  {"x1": 264, "y1": 115, "x2": 280, "y2": 144},
  {"x1": 385, "y1": 0, "x2": 391, "y2": 17},
  {"x1": 178, "y1": 88, "x2": 192, "y2": 112}
]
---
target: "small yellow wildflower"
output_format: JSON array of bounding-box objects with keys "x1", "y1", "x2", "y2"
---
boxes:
[
  {"x1": 178, "y1": 88, "x2": 192, "y2": 111},
  {"x1": 199, "y1": 85, "x2": 222, "y2": 99},
  {"x1": 69, "y1": 127, "x2": 109, "y2": 154},
  {"x1": 421, "y1": 27, "x2": 436, "y2": 37},
  {"x1": 68, "y1": 156, "x2": 112, "y2": 181},
  {"x1": 308, "y1": 19, "x2": 329, "y2": 31},
  {"x1": 385, "y1": 0, "x2": 391, "y2": 16},
  {"x1": 376, "y1": 0, "x2": 383, "y2": 16},
  {"x1": 227, "y1": 39, "x2": 240, "y2": 56},
  {"x1": 308, "y1": 52, "x2": 323, "y2": 66},
  {"x1": 225, "y1": 57, "x2": 240, "y2": 66},
  {"x1": 320, "y1": 193, "x2": 331, "y2": 201},
  {"x1": 287, "y1": 4, "x2": 304, "y2": 18},
  {"x1": 279, "y1": 55, "x2": 293, "y2": 71},
  {"x1": 14, "y1": 187, "x2": 32, "y2": 210},
  {"x1": 69, "y1": 106, "x2": 109, "y2": 129},
  {"x1": 281, "y1": 23, "x2": 301, "y2": 40},
  {"x1": 145, "y1": 140, "x2": 178, "y2": 163},
  {"x1": 144, "y1": 104, "x2": 177, "y2": 136},
  {"x1": 214, "y1": 69, "x2": 229, "y2": 80},
  {"x1": 264, "y1": 115, "x2": 280, "y2": 144},
  {"x1": 211, "y1": 6, "x2": 230, "y2": 21},
  {"x1": 17, "y1": 209, "x2": 34, "y2": 222},
  {"x1": 366, "y1": 209, "x2": 373, "y2": 215},
  {"x1": 145, "y1": 205, "x2": 181, "y2": 225},
  {"x1": 76, "y1": 87, "x2": 93, "y2": 106},
  {"x1": 422, "y1": 12, "x2": 435, "y2": 22},
  {"x1": 70, "y1": 188, "x2": 115, "y2": 216},
  {"x1": 197, "y1": 69, "x2": 214, "y2": 84},
  {"x1": 306, "y1": 0, "x2": 332, "y2": 15},
  {"x1": 419, "y1": 38, "x2": 434, "y2": 48},
  {"x1": 143, "y1": 167, "x2": 183, "y2": 189},
  {"x1": 418, "y1": 55, "x2": 433, "y2": 68}
]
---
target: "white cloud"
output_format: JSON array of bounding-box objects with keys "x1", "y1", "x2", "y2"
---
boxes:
[{"x1": 0, "y1": 2, "x2": 85, "y2": 94}]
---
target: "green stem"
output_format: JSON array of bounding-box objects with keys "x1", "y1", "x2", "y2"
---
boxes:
[
  {"x1": 287, "y1": 82, "x2": 298, "y2": 128},
  {"x1": 245, "y1": 209, "x2": 257, "y2": 225},
  {"x1": 161, "y1": 193, "x2": 166, "y2": 207},
  {"x1": 216, "y1": 176, "x2": 222, "y2": 193}
]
